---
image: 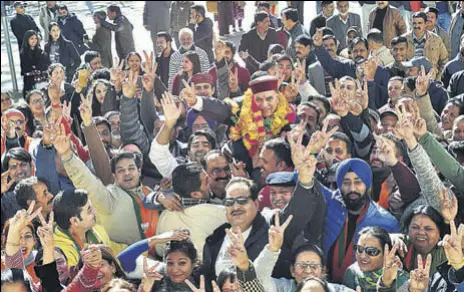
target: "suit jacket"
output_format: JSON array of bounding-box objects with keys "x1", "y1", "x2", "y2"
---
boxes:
[
  {"x1": 326, "y1": 12, "x2": 362, "y2": 50},
  {"x1": 368, "y1": 5, "x2": 407, "y2": 48},
  {"x1": 308, "y1": 61, "x2": 327, "y2": 96}
]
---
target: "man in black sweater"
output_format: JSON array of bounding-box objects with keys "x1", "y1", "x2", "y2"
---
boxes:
[{"x1": 10, "y1": 1, "x2": 42, "y2": 50}]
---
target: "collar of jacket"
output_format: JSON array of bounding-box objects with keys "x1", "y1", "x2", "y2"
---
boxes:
[{"x1": 180, "y1": 44, "x2": 196, "y2": 54}]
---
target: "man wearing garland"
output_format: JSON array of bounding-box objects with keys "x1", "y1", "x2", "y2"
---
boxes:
[{"x1": 182, "y1": 75, "x2": 296, "y2": 175}]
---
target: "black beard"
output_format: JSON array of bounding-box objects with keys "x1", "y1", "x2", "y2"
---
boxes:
[{"x1": 343, "y1": 191, "x2": 367, "y2": 212}]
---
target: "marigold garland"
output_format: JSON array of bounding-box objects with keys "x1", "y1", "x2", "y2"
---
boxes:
[{"x1": 228, "y1": 89, "x2": 295, "y2": 156}]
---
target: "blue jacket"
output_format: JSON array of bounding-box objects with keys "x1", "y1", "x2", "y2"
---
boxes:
[
  {"x1": 35, "y1": 144, "x2": 75, "y2": 195},
  {"x1": 58, "y1": 14, "x2": 88, "y2": 55},
  {"x1": 320, "y1": 185, "x2": 400, "y2": 258}
]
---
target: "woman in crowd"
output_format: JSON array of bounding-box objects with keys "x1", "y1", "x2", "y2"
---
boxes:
[
  {"x1": 44, "y1": 23, "x2": 81, "y2": 83},
  {"x1": 217, "y1": 269, "x2": 242, "y2": 292},
  {"x1": 172, "y1": 51, "x2": 202, "y2": 96},
  {"x1": 1, "y1": 268, "x2": 33, "y2": 292},
  {"x1": 25, "y1": 90, "x2": 47, "y2": 133},
  {"x1": 90, "y1": 79, "x2": 119, "y2": 117},
  {"x1": 15, "y1": 103, "x2": 39, "y2": 138},
  {"x1": 343, "y1": 227, "x2": 409, "y2": 291},
  {"x1": 20, "y1": 30, "x2": 50, "y2": 96}
]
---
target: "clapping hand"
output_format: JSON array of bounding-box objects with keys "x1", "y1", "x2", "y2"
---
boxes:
[
  {"x1": 268, "y1": 213, "x2": 293, "y2": 252},
  {"x1": 380, "y1": 244, "x2": 402, "y2": 287},
  {"x1": 409, "y1": 254, "x2": 432, "y2": 292}
]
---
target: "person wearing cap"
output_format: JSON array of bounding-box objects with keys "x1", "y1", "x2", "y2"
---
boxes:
[
  {"x1": 88, "y1": 11, "x2": 113, "y2": 69},
  {"x1": 185, "y1": 75, "x2": 296, "y2": 174},
  {"x1": 425, "y1": 7, "x2": 451, "y2": 58},
  {"x1": 209, "y1": 41, "x2": 251, "y2": 100},
  {"x1": 441, "y1": 34, "x2": 464, "y2": 89},
  {"x1": 10, "y1": 1, "x2": 42, "y2": 50},
  {"x1": 403, "y1": 56, "x2": 449, "y2": 115},
  {"x1": 57, "y1": 4, "x2": 89, "y2": 56},
  {"x1": 368, "y1": 1, "x2": 407, "y2": 49},
  {"x1": 39, "y1": 1, "x2": 59, "y2": 44},
  {"x1": 403, "y1": 11, "x2": 449, "y2": 80},
  {"x1": 326, "y1": 1, "x2": 362, "y2": 51},
  {"x1": 262, "y1": 172, "x2": 295, "y2": 219}
]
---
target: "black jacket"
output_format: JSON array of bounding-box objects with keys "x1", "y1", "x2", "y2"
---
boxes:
[
  {"x1": 448, "y1": 70, "x2": 464, "y2": 98},
  {"x1": 189, "y1": 18, "x2": 214, "y2": 64},
  {"x1": 428, "y1": 262, "x2": 464, "y2": 292},
  {"x1": 44, "y1": 37, "x2": 81, "y2": 82},
  {"x1": 10, "y1": 14, "x2": 41, "y2": 48},
  {"x1": 428, "y1": 80, "x2": 450, "y2": 114},
  {"x1": 20, "y1": 47, "x2": 50, "y2": 92},
  {"x1": 58, "y1": 13, "x2": 89, "y2": 55}
]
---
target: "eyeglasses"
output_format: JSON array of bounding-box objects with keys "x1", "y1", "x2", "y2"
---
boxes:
[
  {"x1": 30, "y1": 99, "x2": 44, "y2": 105},
  {"x1": 211, "y1": 166, "x2": 231, "y2": 176},
  {"x1": 354, "y1": 245, "x2": 381, "y2": 257},
  {"x1": 223, "y1": 196, "x2": 250, "y2": 207},
  {"x1": 10, "y1": 119, "x2": 25, "y2": 126},
  {"x1": 294, "y1": 262, "x2": 323, "y2": 271},
  {"x1": 1, "y1": 97, "x2": 11, "y2": 103}
]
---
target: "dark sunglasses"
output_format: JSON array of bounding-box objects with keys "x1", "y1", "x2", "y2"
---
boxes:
[
  {"x1": 223, "y1": 196, "x2": 250, "y2": 207},
  {"x1": 354, "y1": 245, "x2": 381, "y2": 257}
]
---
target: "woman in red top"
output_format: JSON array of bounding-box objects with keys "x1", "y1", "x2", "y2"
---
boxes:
[{"x1": 172, "y1": 51, "x2": 202, "y2": 96}]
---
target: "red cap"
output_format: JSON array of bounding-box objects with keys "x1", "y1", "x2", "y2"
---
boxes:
[
  {"x1": 249, "y1": 76, "x2": 279, "y2": 94},
  {"x1": 189, "y1": 73, "x2": 214, "y2": 85},
  {"x1": 4, "y1": 109, "x2": 25, "y2": 120}
]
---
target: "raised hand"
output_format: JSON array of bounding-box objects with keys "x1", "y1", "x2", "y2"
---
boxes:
[
  {"x1": 214, "y1": 34, "x2": 226, "y2": 62},
  {"x1": 393, "y1": 103, "x2": 417, "y2": 148},
  {"x1": 312, "y1": 28, "x2": 323, "y2": 47},
  {"x1": 294, "y1": 58, "x2": 307, "y2": 83},
  {"x1": 412, "y1": 117, "x2": 427, "y2": 139},
  {"x1": 81, "y1": 245, "x2": 102, "y2": 269},
  {"x1": 9, "y1": 202, "x2": 42, "y2": 236},
  {"x1": 157, "y1": 192, "x2": 183, "y2": 212},
  {"x1": 439, "y1": 187, "x2": 458, "y2": 224},
  {"x1": 227, "y1": 227, "x2": 249, "y2": 271},
  {"x1": 355, "y1": 78, "x2": 369, "y2": 111},
  {"x1": 1, "y1": 117, "x2": 16, "y2": 139},
  {"x1": 231, "y1": 158, "x2": 249, "y2": 179},
  {"x1": 415, "y1": 66, "x2": 433, "y2": 96},
  {"x1": 152, "y1": 229, "x2": 190, "y2": 245},
  {"x1": 381, "y1": 244, "x2": 402, "y2": 287},
  {"x1": 238, "y1": 50, "x2": 249, "y2": 60},
  {"x1": 185, "y1": 275, "x2": 221, "y2": 292},
  {"x1": 1, "y1": 170, "x2": 14, "y2": 194},
  {"x1": 180, "y1": 79, "x2": 197, "y2": 107},
  {"x1": 329, "y1": 79, "x2": 349, "y2": 117},
  {"x1": 373, "y1": 134, "x2": 398, "y2": 167},
  {"x1": 122, "y1": 69, "x2": 138, "y2": 98},
  {"x1": 139, "y1": 257, "x2": 163, "y2": 291},
  {"x1": 228, "y1": 67, "x2": 239, "y2": 93},
  {"x1": 52, "y1": 123, "x2": 72, "y2": 158},
  {"x1": 42, "y1": 114, "x2": 62, "y2": 146},
  {"x1": 48, "y1": 83, "x2": 61, "y2": 105},
  {"x1": 287, "y1": 130, "x2": 318, "y2": 186},
  {"x1": 161, "y1": 92, "x2": 182, "y2": 128},
  {"x1": 439, "y1": 220, "x2": 464, "y2": 270},
  {"x1": 110, "y1": 57, "x2": 125, "y2": 92},
  {"x1": 61, "y1": 100, "x2": 72, "y2": 123},
  {"x1": 284, "y1": 74, "x2": 300, "y2": 103},
  {"x1": 364, "y1": 58, "x2": 379, "y2": 81},
  {"x1": 307, "y1": 118, "x2": 339, "y2": 154},
  {"x1": 142, "y1": 50, "x2": 156, "y2": 92},
  {"x1": 268, "y1": 213, "x2": 293, "y2": 252},
  {"x1": 409, "y1": 254, "x2": 432, "y2": 292},
  {"x1": 79, "y1": 93, "x2": 93, "y2": 127},
  {"x1": 37, "y1": 211, "x2": 54, "y2": 250}
]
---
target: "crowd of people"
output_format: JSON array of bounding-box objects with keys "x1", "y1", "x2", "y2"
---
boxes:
[{"x1": 1, "y1": 0, "x2": 464, "y2": 291}]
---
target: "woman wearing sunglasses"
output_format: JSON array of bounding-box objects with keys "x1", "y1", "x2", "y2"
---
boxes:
[{"x1": 343, "y1": 227, "x2": 409, "y2": 291}]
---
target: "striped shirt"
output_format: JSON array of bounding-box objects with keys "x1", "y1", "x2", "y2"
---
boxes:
[{"x1": 413, "y1": 32, "x2": 427, "y2": 57}]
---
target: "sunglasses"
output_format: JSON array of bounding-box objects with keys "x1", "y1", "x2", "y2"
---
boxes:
[
  {"x1": 223, "y1": 196, "x2": 250, "y2": 207},
  {"x1": 354, "y1": 245, "x2": 381, "y2": 257}
]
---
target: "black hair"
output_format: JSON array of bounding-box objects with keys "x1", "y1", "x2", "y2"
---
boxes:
[
  {"x1": 1, "y1": 147, "x2": 32, "y2": 173},
  {"x1": 191, "y1": 4, "x2": 206, "y2": 17},
  {"x1": 183, "y1": 51, "x2": 202, "y2": 76},
  {"x1": 277, "y1": 54, "x2": 294, "y2": 67},
  {"x1": 404, "y1": 77, "x2": 416, "y2": 91},
  {"x1": 224, "y1": 41, "x2": 236, "y2": 54},
  {"x1": 262, "y1": 138, "x2": 294, "y2": 168},
  {"x1": 321, "y1": 27, "x2": 335, "y2": 36},
  {"x1": 322, "y1": 34, "x2": 337, "y2": 45},
  {"x1": 125, "y1": 52, "x2": 142, "y2": 73},
  {"x1": 92, "y1": 116, "x2": 111, "y2": 133},
  {"x1": 93, "y1": 10, "x2": 106, "y2": 19},
  {"x1": 296, "y1": 277, "x2": 330, "y2": 292},
  {"x1": 446, "y1": 97, "x2": 464, "y2": 115},
  {"x1": 299, "y1": 101, "x2": 321, "y2": 123},
  {"x1": 268, "y1": 44, "x2": 285, "y2": 55},
  {"x1": 357, "y1": 226, "x2": 392, "y2": 252},
  {"x1": 254, "y1": 11, "x2": 269, "y2": 24},
  {"x1": 424, "y1": 6, "x2": 439, "y2": 17},
  {"x1": 349, "y1": 37, "x2": 369, "y2": 51},
  {"x1": 309, "y1": 95, "x2": 331, "y2": 114},
  {"x1": 25, "y1": 89, "x2": 45, "y2": 104},
  {"x1": 404, "y1": 205, "x2": 446, "y2": 237},
  {"x1": 329, "y1": 132, "x2": 353, "y2": 155},
  {"x1": 110, "y1": 152, "x2": 142, "y2": 174},
  {"x1": 448, "y1": 141, "x2": 464, "y2": 162},
  {"x1": 164, "y1": 240, "x2": 197, "y2": 262},
  {"x1": 80, "y1": 245, "x2": 126, "y2": 279},
  {"x1": 217, "y1": 269, "x2": 237, "y2": 289},
  {"x1": 412, "y1": 11, "x2": 428, "y2": 23},
  {"x1": 321, "y1": 1, "x2": 334, "y2": 9},
  {"x1": 53, "y1": 189, "x2": 89, "y2": 230},
  {"x1": 389, "y1": 76, "x2": 404, "y2": 83},
  {"x1": 292, "y1": 244, "x2": 326, "y2": 266},
  {"x1": 15, "y1": 103, "x2": 36, "y2": 135},
  {"x1": 390, "y1": 36, "x2": 409, "y2": 47},
  {"x1": 282, "y1": 8, "x2": 299, "y2": 23},
  {"x1": 172, "y1": 163, "x2": 203, "y2": 198},
  {"x1": 90, "y1": 68, "x2": 111, "y2": 82},
  {"x1": 188, "y1": 129, "x2": 217, "y2": 152},
  {"x1": 367, "y1": 28, "x2": 384, "y2": 44},
  {"x1": 295, "y1": 34, "x2": 313, "y2": 47},
  {"x1": 380, "y1": 133, "x2": 406, "y2": 158},
  {"x1": 107, "y1": 5, "x2": 121, "y2": 15},
  {"x1": 257, "y1": 1, "x2": 270, "y2": 10},
  {"x1": 20, "y1": 30, "x2": 40, "y2": 55},
  {"x1": 14, "y1": 177, "x2": 42, "y2": 210},
  {"x1": 90, "y1": 79, "x2": 111, "y2": 116},
  {"x1": 47, "y1": 62, "x2": 66, "y2": 77},
  {"x1": 259, "y1": 59, "x2": 278, "y2": 72},
  {"x1": 35, "y1": 246, "x2": 67, "y2": 266},
  {"x1": 1, "y1": 269, "x2": 33, "y2": 292},
  {"x1": 225, "y1": 177, "x2": 259, "y2": 200},
  {"x1": 58, "y1": 4, "x2": 68, "y2": 11},
  {"x1": 157, "y1": 31, "x2": 173, "y2": 43}
]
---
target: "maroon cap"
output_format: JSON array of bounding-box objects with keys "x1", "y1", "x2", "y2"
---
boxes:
[
  {"x1": 189, "y1": 73, "x2": 214, "y2": 85},
  {"x1": 249, "y1": 76, "x2": 279, "y2": 94}
]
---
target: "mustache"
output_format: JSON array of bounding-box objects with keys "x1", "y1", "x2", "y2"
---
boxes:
[
  {"x1": 346, "y1": 191, "x2": 362, "y2": 198},
  {"x1": 215, "y1": 177, "x2": 230, "y2": 182}
]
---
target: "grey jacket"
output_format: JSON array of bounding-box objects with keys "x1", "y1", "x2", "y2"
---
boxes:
[
  {"x1": 308, "y1": 61, "x2": 327, "y2": 96},
  {"x1": 170, "y1": 1, "x2": 194, "y2": 32},
  {"x1": 143, "y1": 1, "x2": 171, "y2": 32},
  {"x1": 449, "y1": 11, "x2": 464, "y2": 59},
  {"x1": 285, "y1": 22, "x2": 308, "y2": 59},
  {"x1": 100, "y1": 14, "x2": 135, "y2": 59},
  {"x1": 39, "y1": 5, "x2": 58, "y2": 43},
  {"x1": 326, "y1": 12, "x2": 362, "y2": 50}
]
